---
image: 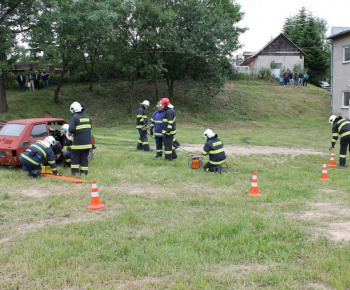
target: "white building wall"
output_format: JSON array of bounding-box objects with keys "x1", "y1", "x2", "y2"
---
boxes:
[
  {"x1": 331, "y1": 35, "x2": 350, "y2": 116},
  {"x1": 256, "y1": 55, "x2": 304, "y2": 75}
]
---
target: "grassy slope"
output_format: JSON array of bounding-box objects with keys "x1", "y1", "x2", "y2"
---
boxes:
[{"x1": 2, "y1": 81, "x2": 349, "y2": 289}]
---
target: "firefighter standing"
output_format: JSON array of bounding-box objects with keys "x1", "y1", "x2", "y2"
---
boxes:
[
  {"x1": 136, "y1": 100, "x2": 152, "y2": 151},
  {"x1": 161, "y1": 98, "x2": 177, "y2": 161},
  {"x1": 150, "y1": 101, "x2": 165, "y2": 158},
  {"x1": 202, "y1": 129, "x2": 226, "y2": 173},
  {"x1": 329, "y1": 115, "x2": 350, "y2": 166},
  {"x1": 19, "y1": 136, "x2": 58, "y2": 177},
  {"x1": 60, "y1": 124, "x2": 73, "y2": 167},
  {"x1": 69, "y1": 102, "x2": 92, "y2": 175},
  {"x1": 168, "y1": 104, "x2": 180, "y2": 149}
]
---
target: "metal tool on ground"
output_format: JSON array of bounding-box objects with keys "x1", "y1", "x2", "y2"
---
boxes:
[
  {"x1": 320, "y1": 162, "x2": 331, "y2": 180},
  {"x1": 328, "y1": 150, "x2": 337, "y2": 167},
  {"x1": 248, "y1": 172, "x2": 260, "y2": 196},
  {"x1": 87, "y1": 180, "x2": 105, "y2": 210}
]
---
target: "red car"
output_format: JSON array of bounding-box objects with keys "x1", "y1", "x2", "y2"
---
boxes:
[{"x1": 0, "y1": 118, "x2": 95, "y2": 166}]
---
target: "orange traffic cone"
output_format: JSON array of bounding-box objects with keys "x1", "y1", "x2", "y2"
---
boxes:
[
  {"x1": 320, "y1": 162, "x2": 331, "y2": 181},
  {"x1": 87, "y1": 180, "x2": 105, "y2": 210},
  {"x1": 328, "y1": 150, "x2": 337, "y2": 167},
  {"x1": 248, "y1": 172, "x2": 260, "y2": 196}
]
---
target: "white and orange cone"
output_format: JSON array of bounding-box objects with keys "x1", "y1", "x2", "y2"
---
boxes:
[
  {"x1": 328, "y1": 150, "x2": 337, "y2": 167},
  {"x1": 248, "y1": 172, "x2": 260, "y2": 196},
  {"x1": 87, "y1": 180, "x2": 105, "y2": 210},
  {"x1": 320, "y1": 162, "x2": 331, "y2": 181}
]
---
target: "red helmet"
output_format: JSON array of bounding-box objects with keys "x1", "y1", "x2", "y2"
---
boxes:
[{"x1": 160, "y1": 98, "x2": 170, "y2": 107}]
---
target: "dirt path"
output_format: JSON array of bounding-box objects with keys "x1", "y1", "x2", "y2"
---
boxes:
[{"x1": 179, "y1": 144, "x2": 327, "y2": 157}]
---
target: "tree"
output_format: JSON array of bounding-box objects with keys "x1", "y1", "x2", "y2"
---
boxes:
[
  {"x1": 283, "y1": 7, "x2": 330, "y2": 82},
  {"x1": 0, "y1": 0, "x2": 45, "y2": 113}
]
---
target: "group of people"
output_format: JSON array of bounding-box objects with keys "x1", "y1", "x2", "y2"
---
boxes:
[
  {"x1": 16, "y1": 70, "x2": 50, "y2": 91},
  {"x1": 280, "y1": 68, "x2": 309, "y2": 87},
  {"x1": 19, "y1": 97, "x2": 227, "y2": 177},
  {"x1": 136, "y1": 98, "x2": 226, "y2": 172},
  {"x1": 19, "y1": 101, "x2": 92, "y2": 177}
]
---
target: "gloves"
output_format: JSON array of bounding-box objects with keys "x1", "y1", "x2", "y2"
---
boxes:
[
  {"x1": 164, "y1": 134, "x2": 170, "y2": 138},
  {"x1": 329, "y1": 146, "x2": 333, "y2": 151},
  {"x1": 150, "y1": 130, "x2": 153, "y2": 136}
]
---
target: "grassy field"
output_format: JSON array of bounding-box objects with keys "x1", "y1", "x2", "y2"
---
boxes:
[{"x1": 1, "y1": 81, "x2": 350, "y2": 289}]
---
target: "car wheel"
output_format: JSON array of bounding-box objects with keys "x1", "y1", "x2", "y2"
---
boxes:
[{"x1": 88, "y1": 148, "x2": 93, "y2": 160}]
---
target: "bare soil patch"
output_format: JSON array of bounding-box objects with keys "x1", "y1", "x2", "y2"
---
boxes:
[
  {"x1": 287, "y1": 202, "x2": 350, "y2": 242},
  {"x1": 180, "y1": 144, "x2": 326, "y2": 157}
]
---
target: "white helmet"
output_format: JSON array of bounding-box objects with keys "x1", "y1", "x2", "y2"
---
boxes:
[
  {"x1": 61, "y1": 124, "x2": 69, "y2": 133},
  {"x1": 45, "y1": 136, "x2": 56, "y2": 146},
  {"x1": 141, "y1": 100, "x2": 150, "y2": 106},
  {"x1": 70, "y1": 101, "x2": 82, "y2": 114},
  {"x1": 329, "y1": 115, "x2": 337, "y2": 125},
  {"x1": 203, "y1": 129, "x2": 215, "y2": 140},
  {"x1": 156, "y1": 101, "x2": 163, "y2": 108}
]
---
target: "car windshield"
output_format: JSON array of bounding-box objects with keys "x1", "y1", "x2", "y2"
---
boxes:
[{"x1": 0, "y1": 123, "x2": 26, "y2": 137}]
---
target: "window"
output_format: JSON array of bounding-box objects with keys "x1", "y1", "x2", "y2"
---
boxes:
[
  {"x1": 0, "y1": 124, "x2": 25, "y2": 137},
  {"x1": 30, "y1": 124, "x2": 48, "y2": 138},
  {"x1": 344, "y1": 45, "x2": 350, "y2": 62},
  {"x1": 342, "y1": 91, "x2": 350, "y2": 107}
]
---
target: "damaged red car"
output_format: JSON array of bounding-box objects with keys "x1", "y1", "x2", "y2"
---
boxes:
[{"x1": 0, "y1": 118, "x2": 95, "y2": 166}]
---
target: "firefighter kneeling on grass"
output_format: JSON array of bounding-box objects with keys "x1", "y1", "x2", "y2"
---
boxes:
[
  {"x1": 202, "y1": 129, "x2": 226, "y2": 173},
  {"x1": 329, "y1": 115, "x2": 350, "y2": 166},
  {"x1": 69, "y1": 101, "x2": 92, "y2": 175},
  {"x1": 19, "y1": 136, "x2": 58, "y2": 177}
]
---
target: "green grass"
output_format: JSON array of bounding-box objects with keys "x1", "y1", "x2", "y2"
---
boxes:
[{"x1": 1, "y1": 80, "x2": 349, "y2": 289}]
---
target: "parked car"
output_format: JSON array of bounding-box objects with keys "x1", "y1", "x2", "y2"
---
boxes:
[
  {"x1": 317, "y1": 81, "x2": 331, "y2": 91},
  {"x1": 0, "y1": 118, "x2": 95, "y2": 166},
  {"x1": 234, "y1": 66, "x2": 250, "y2": 74}
]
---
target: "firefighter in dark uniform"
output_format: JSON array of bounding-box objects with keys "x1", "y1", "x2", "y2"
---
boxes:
[
  {"x1": 329, "y1": 115, "x2": 350, "y2": 166},
  {"x1": 136, "y1": 100, "x2": 152, "y2": 151},
  {"x1": 69, "y1": 101, "x2": 92, "y2": 175},
  {"x1": 19, "y1": 136, "x2": 58, "y2": 177},
  {"x1": 161, "y1": 98, "x2": 177, "y2": 161},
  {"x1": 60, "y1": 124, "x2": 73, "y2": 167},
  {"x1": 202, "y1": 129, "x2": 226, "y2": 173}
]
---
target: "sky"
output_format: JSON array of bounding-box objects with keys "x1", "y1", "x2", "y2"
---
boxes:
[{"x1": 234, "y1": 0, "x2": 350, "y2": 55}]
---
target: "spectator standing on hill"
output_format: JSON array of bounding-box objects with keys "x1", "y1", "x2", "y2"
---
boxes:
[
  {"x1": 294, "y1": 72, "x2": 299, "y2": 85},
  {"x1": 41, "y1": 70, "x2": 50, "y2": 88},
  {"x1": 279, "y1": 77, "x2": 283, "y2": 86},
  {"x1": 34, "y1": 71, "x2": 41, "y2": 89},
  {"x1": 298, "y1": 72, "x2": 303, "y2": 85},
  {"x1": 69, "y1": 102, "x2": 92, "y2": 175},
  {"x1": 136, "y1": 100, "x2": 152, "y2": 152},
  {"x1": 16, "y1": 72, "x2": 26, "y2": 92},
  {"x1": 150, "y1": 101, "x2": 165, "y2": 158},
  {"x1": 283, "y1": 71, "x2": 289, "y2": 86},
  {"x1": 303, "y1": 72, "x2": 309, "y2": 86},
  {"x1": 329, "y1": 115, "x2": 350, "y2": 167},
  {"x1": 289, "y1": 71, "x2": 294, "y2": 86},
  {"x1": 28, "y1": 71, "x2": 35, "y2": 90}
]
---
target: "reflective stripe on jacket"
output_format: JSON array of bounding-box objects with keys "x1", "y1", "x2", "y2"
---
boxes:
[
  {"x1": 162, "y1": 107, "x2": 176, "y2": 135},
  {"x1": 69, "y1": 112, "x2": 92, "y2": 150},
  {"x1": 150, "y1": 110, "x2": 164, "y2": 135},
  {"x1": 20, "y1": 140, "x2": 57, "y2": 172},
  {"x1": 202, "y1": 137, "x2": 226, "y2": 165},
  {"x1": 332, "y1": 118, "x2": 350, "y2": 147},
  {"x1": 136, "y1": 105, "x2": 148, "y2": 129}
]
